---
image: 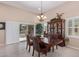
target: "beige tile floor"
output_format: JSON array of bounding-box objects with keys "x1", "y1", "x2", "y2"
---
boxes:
[{"x1": 0, "y1": 41, "x2": 79, "y2": 57}]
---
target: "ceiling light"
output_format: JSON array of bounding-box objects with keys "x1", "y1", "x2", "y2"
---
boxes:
[{"x1": 37, "y1": 1, "x2": 47, "y2": 22}]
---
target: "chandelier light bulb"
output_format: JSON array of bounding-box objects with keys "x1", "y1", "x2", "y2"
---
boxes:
[
  {"x1": 37, "y1": 1, "x2": 47, "y2": 22},
  {"x1": 37, "y1": 16, "x2": 41, "y2": 19},
  {"x1": 41, "y1": 15, "x2": 44, "y2": 18},
  {"x1": 44, "y1": 16, "x2": 47, "y2": 19},
  {"x1": 37, "y1": 15, "x2": 47, "y2": 20}
]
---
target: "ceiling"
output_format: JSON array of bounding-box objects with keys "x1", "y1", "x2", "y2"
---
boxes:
[{"x1": 0, "y1": 1, "x2": 66, "y2": 14}]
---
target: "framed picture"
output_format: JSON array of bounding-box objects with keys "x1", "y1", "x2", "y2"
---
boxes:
[{"x1": 0, "y1": 22, "x2": 5, "y2": 30}]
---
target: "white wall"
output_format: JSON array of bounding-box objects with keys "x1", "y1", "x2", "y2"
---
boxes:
[
  {"x1": 0, "y1": 30, "x2": 5, "y2": 46},
  {"x1": 6, "y1": 21, "x2": 19, "y2": 44}
]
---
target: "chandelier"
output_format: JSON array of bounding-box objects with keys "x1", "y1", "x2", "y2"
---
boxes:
[{"x1": 37, "y1": 1, "x2": 47, "y2": 22}]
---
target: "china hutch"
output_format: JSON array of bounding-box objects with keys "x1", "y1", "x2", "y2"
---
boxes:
[{"x1": 47, "y1": 13, "x2": 65, "y2": 46}]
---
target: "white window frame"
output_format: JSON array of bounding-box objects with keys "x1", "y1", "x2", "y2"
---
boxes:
[{"x1": 66, "y1": 16, "x2": 79, "y2": 38}]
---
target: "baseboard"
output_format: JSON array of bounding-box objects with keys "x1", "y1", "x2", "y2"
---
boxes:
[{"x1": 67, "y1": 45, "x2": 79, "y2": 50}]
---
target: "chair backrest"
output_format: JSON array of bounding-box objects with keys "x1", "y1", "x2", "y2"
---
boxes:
[
  {"x1": 49, "y1": 34, "x2": 59, "y2": 43},
  {"x1": 58, "y1": 34, "x2": 63, "y2": 40},
  {"x1": 50, "y1": 34, "x2": 55, "y2": 40},
  {"x1": 33, "y1": 37, "x2": 40, "y2": 51},
  {"x1": 54, "y1": 34, "x2": 58, "y2": 39},
  {"x1": 27, "y1": 35, "x2": 31, "y2": 44}
]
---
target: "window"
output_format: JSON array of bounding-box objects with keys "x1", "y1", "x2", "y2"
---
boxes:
[
  {"x1": 44, "y1": 23, "x2": 47, "y2": 31},
  {"x1": 74, "y1": 19, "x2": 79, "y2": 36},
  {"x1": 66, "y1": 17, "x2": 79, "y2": 37}
]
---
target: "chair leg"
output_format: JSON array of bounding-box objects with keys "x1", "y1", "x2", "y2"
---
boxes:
[
  {"x1": 28, "y1": 46, "x2": 30, "y2": 52},
  {"x1": 26, "y1": 44, "x2": 28, "y2": 50},
  {"x1": 56, "y1": 45, "x2": 58, "y2": 49},
  {"x1": 52, "y1": 46, "x2": 54, "y2": 52},
  {"x1": 45, "y1": 53, "x2": 47, "y2": 56},
  {"x1": 38, "y1": 52, "x2": 40, "y2": 57},
  {"x1": 32, "y1": 48, "x2": 34, "y2": 56}
]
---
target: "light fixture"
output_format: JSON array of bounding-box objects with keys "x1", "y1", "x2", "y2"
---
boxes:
[{"x1": 37, "y1": 1, "x2": 47, "y2": 22}]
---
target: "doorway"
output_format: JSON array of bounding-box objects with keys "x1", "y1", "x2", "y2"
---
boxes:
[
  {"x1": 19, "y1": 24, "x2": 28, "y2": 41},
  {"x1": 19, "y1": 24, "x2": 34, "y2": 42}
]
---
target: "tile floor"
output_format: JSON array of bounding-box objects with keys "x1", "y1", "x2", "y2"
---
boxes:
[{"x1": 0, "y1": 41, "x2": 79, "y2": 57}]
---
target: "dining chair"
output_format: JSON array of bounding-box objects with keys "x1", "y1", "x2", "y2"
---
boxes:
[
  {"x1": 32, "y1": 36, "x2": 51, "y2": 57},
  {"x1": 57, "y1": 34, "x2": 65, "y2": 47},
  {"x1": 50, "y1": 34, "x2": 64, "y2": 49},
  {"x1": 49, "y1": 34, "x2": 56, "y2": 51},
  {"x1": 26, "y1": 35, "x2": 33, "y2": 52}
]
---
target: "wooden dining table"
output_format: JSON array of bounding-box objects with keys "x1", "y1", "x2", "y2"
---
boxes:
[
  {"x1": 40, "y1": 37, "x2": 49, "y2": 44},
  {"x1": 40, "y1": 36, "x2": 55, "y2": 52}
]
